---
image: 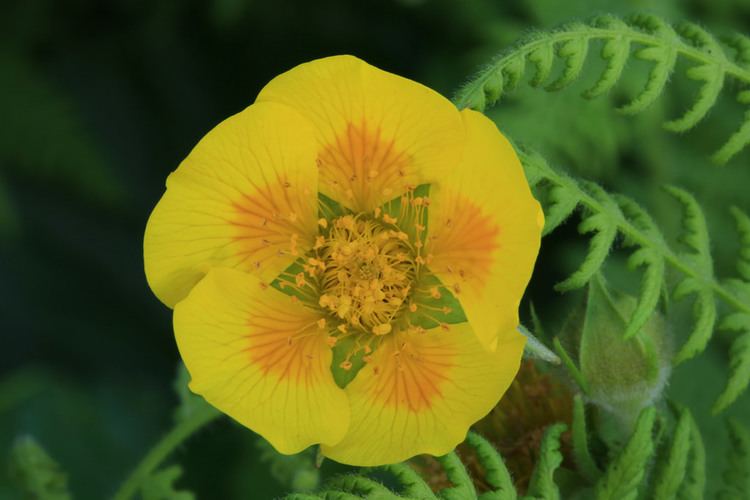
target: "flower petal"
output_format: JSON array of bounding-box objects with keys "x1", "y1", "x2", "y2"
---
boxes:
[
  {"x1": 256, "y1": 55, "x2": 464, "y2": 212},
  {"x1": 174, "y1": 267, "x2": 350, "y2": 454},
  {"x1": 426, "y1": 109, "x2": 543, "y2": 350},
  {"x1": 320, "y1": 324, "x2": 525, "y2": 465},
  {"x1": 144, "y1": 102, "x2": 319, "y2": 307}
]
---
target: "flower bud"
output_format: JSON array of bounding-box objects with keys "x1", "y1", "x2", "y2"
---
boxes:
[{"x1": 562, "y1": 274, "x2": 671, "y2": 425}]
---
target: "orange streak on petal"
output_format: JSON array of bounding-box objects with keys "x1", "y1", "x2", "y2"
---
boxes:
[
  {"x1": 368, "y1": 334, "x2": 454, "y2": 413},
  {"x1": 318, "y1": 120, "x2": 414, "y2": 211},
  {"x1": 428, "y1": 193, "x2": 500, "y2": 292}
]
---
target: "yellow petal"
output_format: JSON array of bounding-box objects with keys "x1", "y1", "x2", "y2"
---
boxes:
[
  {"x1": 256, "y1": 55, "x2": 464, "y2": 212},
  {"x1": 321, "y1": 324, "x2": 525, "y2": 465},
  {"x1": 426, "y1": 109, "x2": 543, "y2": 350},
  {"x1": 174, "y1": 267, "x2": 349, "y2": 454},
  {"x1": 144, "y1": 102, "x2": 319, "y2": 307}
]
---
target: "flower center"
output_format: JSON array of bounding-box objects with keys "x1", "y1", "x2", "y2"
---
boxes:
[{"x1": 316, "y1": 215, "x2": 415, "y2": 335}]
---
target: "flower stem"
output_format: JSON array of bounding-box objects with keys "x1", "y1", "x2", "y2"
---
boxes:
[{"x1": 111, "y1": 405, "x2": 221, "y2": 500}]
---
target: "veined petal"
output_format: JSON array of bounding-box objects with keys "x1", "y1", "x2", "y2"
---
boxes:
[
  {"x1": 321, "y1": 324, "x2": 525, "y2": 466},
  {"x1": 426, "y1": 109, "x2": 543, "y2": 350},
  {"x1": 144, "y1": 102, "x2": 319, "y2": 308},
  {"x1": 174, "y1": 267, "x2": 349, "y2": 454},
  {"x1": 256, "y1": 55, "x2": 464, "y2": 213}
]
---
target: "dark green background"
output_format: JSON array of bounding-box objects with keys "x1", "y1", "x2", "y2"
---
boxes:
[{"x1": 2, "y1": 0, "x2": 749, "y2": 498}]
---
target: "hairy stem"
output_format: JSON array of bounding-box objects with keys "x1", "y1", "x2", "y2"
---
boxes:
[{"x1": 111, "y1": 405, "x2": 221, "y2": 500}]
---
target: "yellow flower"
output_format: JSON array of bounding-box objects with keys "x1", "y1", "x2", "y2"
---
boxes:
[{"x1": 143, "y1": 55, "x2": 543, "y2": 466}]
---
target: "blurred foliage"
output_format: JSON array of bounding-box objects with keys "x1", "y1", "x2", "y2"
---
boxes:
[{"x1": 2, "y1": 0, "x2": 750, "y2": 498}]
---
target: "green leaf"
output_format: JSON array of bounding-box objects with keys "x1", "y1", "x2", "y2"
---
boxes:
[
  {"x1": 676, "y1": 410, "x2": 705, "y2": 500},
  {"x1": 8, "y1": 436, "x2": 72, "y2": 500},
  {"x1": 594, "y1": 407, "x2": 656, "y2": 500},
  {"x1": 717, "y1": 419, "x2": 750, "y2": 499},
  {"x1": 454, "y1": 14, "x2": 750, "y2": 162},
  {"x1": 524, "y1": 423, "x2": 567, "y2": 500},
  {"x1": 554, "y1": 183, "x2": 619, "y2": 292},
  {"x1": 466, "y1": 432, "x2": 516, "y2": 500},
  {"x1": 141, "y1": 466, "x2": 194, "y2": 500},
  {"x1": 652, "y1": 409, "x2": 692, "y2": 500},
  {"x1": 571, "y1": 395, "x2": 602, "y2": 482}
]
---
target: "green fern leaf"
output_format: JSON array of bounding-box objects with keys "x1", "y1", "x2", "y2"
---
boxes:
[
  {"x1": 676, "y1": 409, "x2": 706, "y2": 500},
  {"x1": 652, "y1": 409, "x2": 691, "y2": 500},
  {"x1": 454, "y1": 14, "x2": 750, "y2": 163},
  {"x1": 437, "y1": 452, "x2": 476, "y2": 500},
  {"x1": 383, "y1": 463, "x2": 438, "y2": 499},
  {"x1": 722, "y1": 33, "x2": 750, "y2": 66},
  {"x1": 518, "y1": 147, "x2": 750, "y2": 408},
  {"x1": 664, "y1": 23, "x2": 726, "y2": 131},
  {"x1": 528, "y1": 42, "x2": 555, "y2": 87},
  {"x1": 324, "y1": 476, "x2": 398, "y2": 498},
  {"x1": 731, "y1": 206, "x2": 750, "y2": 281},
  {"x1": 524, "y1": 424, "x2": 567, "y2": 500},
  {"x1": 717, "y1": 419, "x2": 750, "y2": 499},
  {"x1": 664, "y1": 186, "x2": 717, "y2": 364},
  {"x1": 571, "y1": 395, "x2": 602, "y2": 483},
  {"x1": 9, "y1": 436, "x2": 72, "y2": 500},
  {"x1": 555, "y1": 182, "x2": 619, "y2": 292},
  {"x1": 594, "y1": 407, "x2": 656, "y2": 500},
  {"x1": 713, "y1": 319, "x2": 750, "y2": 414},
  {"x1": 618, "y1": 44, "x2": 676, "y2": 114},
  {"x1": 583, "y1": 16, "x2": 631, "y2": 98},
  {"x1": 466, "y1": 432, "x2": 516, "y2": 500},
  {"x1": 715, "y1": 113, "x2": 750, "y2": 164},
  {"x1": 141, "y1": 466, "x2": 194, "y2": 500},
  {"x1": 614, "y1": 194, "x2": 666, "y2": 340},
  {"x1": 546, "y1": 27, "x2": 589, "y2": 91}
]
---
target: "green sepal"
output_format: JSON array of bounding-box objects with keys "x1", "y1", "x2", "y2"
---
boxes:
[{"x1": 575, "y1": 274, "x2": 670, "y2": 423}]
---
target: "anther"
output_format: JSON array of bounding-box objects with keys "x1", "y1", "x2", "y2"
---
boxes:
[
  {"x1": 340, "y1": 361, "x2": 353, "y2": 371},
  {"x1": 295, "y1": 273, "x2": 306, "y2": 287},
  {"x1": 372, "y1": 323, "x2": 392, "y2": 336}
]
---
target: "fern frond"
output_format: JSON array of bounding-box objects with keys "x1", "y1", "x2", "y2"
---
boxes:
[
  {"x1": 676, "y1": 410, "x2": 706, "y2": 500},
  {"x1": 436, "y1": 452, "x2": 476, "y2": 500},
  {"x1": 324, "y1": 475, "x2": 397, "y2": 498},
  {"x1": 571, "y1": 395, "x2": 602, "y2": 483},
  {"x1": 583, "y1": 16, "x2": 630, "y2": 98},
  {"x1": 732, "y1": 206, "x2": 750, "y2": 281},
  {"x1": 555, "y1": 182, "x2": 620, "y2": 292},
  {"x1": 718, "y1": 419, "x2": 750, "y2": 499},
  {"x1": 525, "y1": 423, "x2": 566, "y2": 500},
  {"x1": 382, "y1": 463, "x2": 438, "y2": 499},
  {"x1": 663, "y1": 186, "x2": 718, "y2": 364},
  {"x1": 455, "y1": 14, "x2": 750, "y2": 163},
  {"x1": 521, "y1": 148, "x2": 750, "y2": 410},
  {"x1": 594, "y1": 407, "x2": 656, "y2": 500},
  {"x1": 613, "y1": 194, "x2": 666, "y2": 340},
  {"x1": 652, "y1": 409, "x2": 691, "y2": 500},
  {"x1": 713, "y1": 317, "x2": 750, "y2": 414},
  {"x1": 465, "y1": 432, "x2": 516, "y2": 499}
]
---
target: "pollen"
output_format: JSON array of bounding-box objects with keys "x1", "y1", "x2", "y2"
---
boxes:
[
  {"x1": 315, "y1": 215, "x2": 416, "y2": 334},
  {"x1": 372, "y1": 323, "x2": 392, "y2": 335}
]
